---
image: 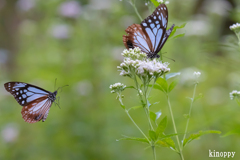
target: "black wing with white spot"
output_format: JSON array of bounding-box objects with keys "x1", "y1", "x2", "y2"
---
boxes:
[
  {"x1": 4, "y1": 82, "x2": 57, "y2": 123},
  {"x1": 4, "y1": 82, "x2": 50, "y2": 106},
  {"x1": 123, "y1": 3, "x2": 174, "y2": 58}
]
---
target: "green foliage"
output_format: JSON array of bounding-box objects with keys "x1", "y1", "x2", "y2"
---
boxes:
[
  {"x1": 155, "y1": 77, "x2": 168, "y2": 93},
  {"x1": 156, "y1": 116, "x2": 167, "y2": 137},
  {"x1": 118, "y1": 136, "x2": 149, "y2": 144},
  {"x1": 150, "y1": 0, "x2": 159, "y2": 7},
  {"x1": 183, "y1": 130, "x2": 221, "y2": 147},
  {"x1": 168, "y1": 80, "x2": 179, "y2": 93},
  {"x1": 169, "y1": 23, "x2": 187, "y2": 39}
]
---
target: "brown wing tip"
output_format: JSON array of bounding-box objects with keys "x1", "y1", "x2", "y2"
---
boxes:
[{"x1": 123, "y1": 35, "x2": 129, "y2": 49}]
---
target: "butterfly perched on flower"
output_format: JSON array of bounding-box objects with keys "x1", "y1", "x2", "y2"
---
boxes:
[
  {"x1": 4, "y1": 82, "x2": 62, "y2": 123},
  {"x1": 123, "y1": 3, "x2": 174, "y2": 58}
]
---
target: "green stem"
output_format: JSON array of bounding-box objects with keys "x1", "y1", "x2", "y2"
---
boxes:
[
  {"x1": 167, "y1": 94, "x2": 184, "y2": 160},
  {"x1": 125, "y1": 110, "x2": 151, "y2": 143},
  {"x1": 182, "y1": 82, "x2": 198, "y2": 147},
  {"x1": 152, "y1": 145, "x2": 156, "y2": 160},
  {"x1": 118, "y1": 94, "x2": 151, "y2": 143},
  {"x1": 129, "y1": 0, "x2": 143, "y2": 21}
]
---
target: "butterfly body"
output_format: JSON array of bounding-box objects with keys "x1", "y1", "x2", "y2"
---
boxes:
[
  {"x1": 123, "y1": 4, "x2": 174, "y2": 58},
  {"x1": 4, "y1": 82, "x2": 58, "y2": 123}
]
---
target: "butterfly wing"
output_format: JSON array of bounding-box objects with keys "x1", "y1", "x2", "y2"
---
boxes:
[
  {"x1": 4, "y1": 82, "x2": 51, "y2": 106},
  {"x1": 123, "y1": 4, "x2": 174, "y2": 58},
  {"x1": 21, "y1": 95, "x2": 52, "y2": 123},
  {"x1": 4, "y1": 82, "x2": 54, "y2": 123},
  {"x1": 123, "y1": 24, "x2": 153, "y2": 53}
]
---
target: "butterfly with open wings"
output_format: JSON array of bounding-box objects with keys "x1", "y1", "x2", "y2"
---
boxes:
[
  {"x1": 123, "y1": 3, "x2": 174, "y2": 58},
  {"x1": 4, "y1": 82, "x2": 60, "y2": 123}
]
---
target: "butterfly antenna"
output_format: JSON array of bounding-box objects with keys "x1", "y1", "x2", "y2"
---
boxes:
[
  {"x1": 160, "y1": 52, "x2": 175, "y2": 62},
  {"x1": 56, "y1": 85, "x2": 69, "y2": 93},
  {"x1": 162, "y1": 56, "x2": 176, "y2": 62},
  {"x1": 54, "y1": 78, "x2": 57, "y2": 91}
]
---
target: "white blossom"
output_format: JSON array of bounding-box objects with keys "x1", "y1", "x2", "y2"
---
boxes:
[
  {"x1": 230, "y1": 90, "x2": 240, "y2": 100},
  {"x1": 193, "y1": 71, "x2": 201, "y2": 78},
  {"x1": 229, "y1": 23, "x2": 240, "y2": 31},
  {"x1": 110, "y1": 82, "x2": 126, "y2": 93}
]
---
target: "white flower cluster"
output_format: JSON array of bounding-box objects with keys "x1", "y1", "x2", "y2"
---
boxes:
[
  {"x1": 229, "y1": 23, "x2": 240, "y2": 31},
  {"x1": 121, "y1": 48, "x2": 147, "y2": 60},
  {"x1": 137, "y1": 59, "x2": 170, "y2": 77},
  {"x1": 193, "y1": 71, "x2": 201, "y2": 78},
  {"x1": 118, "y1": 48, "x2": 170, "y2": 80},
  {"x1": 109, "y1": 82, "x2": 126, "y2": 93},
  {"x1": 229, "y1": 90, "x2": 240, "y2": 100},
  {"x1": 157, "y1": 0, "x2": 169, "y2": 4}
]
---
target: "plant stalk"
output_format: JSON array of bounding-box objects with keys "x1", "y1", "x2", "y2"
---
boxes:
[{"x1": 167, "y1": 94, "x2": 184, "y2": 160}]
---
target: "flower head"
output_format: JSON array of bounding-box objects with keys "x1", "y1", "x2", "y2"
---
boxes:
[
  {"x1": 110, "y1": 83, "x2": 126, "y2": 93},
  {"x1": 229, "y1": 90, "x2": 240, "y2": 100},
  {"x1": 229, "y1": 23, "x2": 240, "y2": 45},
  {"x1": 193, "y1": 71, "x2": 201, "y2": 78},
  {"x1": 229, "y1": 23, "x2": 240, "y2": 31},
  {"x1": 118, "y1": 48, "x2": 170, "y2": 80}
]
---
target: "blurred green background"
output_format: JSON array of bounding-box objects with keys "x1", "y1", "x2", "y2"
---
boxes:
[{"x1": 1, "y1": 0, "x2": 240, "y2": 159}]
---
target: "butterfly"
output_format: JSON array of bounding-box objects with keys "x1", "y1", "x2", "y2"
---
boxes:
[
  {"x1": 4, "y1": 82, "x2": 61, "y2": 123},
  {"x1": 123, "y1": 3, "x2": 175, "y2": 58}
]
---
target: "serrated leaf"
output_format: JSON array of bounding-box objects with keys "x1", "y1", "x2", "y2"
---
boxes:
[
  {"x1": 117, "y1": 136, "x2": 149, "y2": 144},
  {"x1": 168, "y1": 80, "x2": 179, "y2": 92},
  {"x1": 149, "y1": 130, "x2": 157, "y2": 141},
  {"x1": 183, "y1": 130, "x2": 221, "y2": 147},
  {"x1": 128, "y1": 105, "x2": 142, "y2": 112},
  {"x1": 149, "y1": 111, "x2": 157, "y2": 124},
  {"x1": 165, "y1": 72, "x2": 181, "y2": 80},
  {"x1": 156, "y1": 116, "x2": 167, "y2": 137},
  {"x1": 193, "y1": 93, "x2": 203, "y2": 102},
  {"x1": 150, "y1": 0, "x2": 159, "y2": 7},
  {"x1": 156, "y1": 78, "x2": 168, "y2": 93},
  {"x1": 156, "y1": 137, "x2": 176, "y2": 150}
]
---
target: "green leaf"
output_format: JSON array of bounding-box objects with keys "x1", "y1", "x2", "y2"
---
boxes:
[
  {"x1": 193, "y1": 93, "x2": 203, "y2": 102},
  {"x1": 150, "y1": 0, "x2": 159, "y2": 7},
  {"x1": 165, "y1": 72, "x2": 181, "y2": 80},
  {"x1": 149, "y1": 130, "x2": 157, "y2": 141},
  {"x1": 120, "y1": 104, "x2": 125, "y2": 109},
  {"x1": 173, "y1": 33, "x2": 185, "y2": 39},
  {"x1": 169, "y1": 23, "x2": 186, "y2": 38},
  {"x1": 168, "y1": 80, "x2": 179, "y2": 93},
  {"x1": 183, "y1": 130, "x2": 221, "y2": 147},
  {"x1": 149, "y1": 84, "x2": 164, "y2": 92},
  {"x1": 159, "y1": 133, "x2": 178, "y2": 139},
  {"x1": 222, "y1": 129, "x2": 240, "y2": 137},
  {"x1": 156, "y1": 116, "x2": 167, "y2": 137},
  {"x1": 149, "y1": 111, "x2": 157, "y2": 124},
  {"x1": 125, "y1": 86, "x2": 136, "y2": 90},
  {"x1": 156, "y1": 137, "x2": 176, "y2": 150},
  {"x1": 128, "y1": 105, "x2": 142, "y2": 112},
  {"x1": 156, "y1": 78, "x2": 168, "y2": 93},
  {"x1": 117, "y1": 136, "x2": 149, "y2": 144}
]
